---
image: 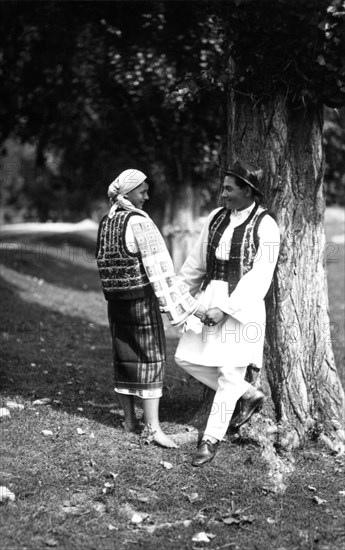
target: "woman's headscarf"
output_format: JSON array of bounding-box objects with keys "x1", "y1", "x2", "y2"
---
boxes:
[{"x1": 107, "y1": 169, "x2": 148, "y2": 218}]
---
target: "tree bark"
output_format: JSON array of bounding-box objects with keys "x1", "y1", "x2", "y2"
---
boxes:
[
  {"x1": 162, "y1": 181, "x2": 201, "y2": 272},
  {"x1": 224, "y1": 91, "x2": 344, "y2": 451}
]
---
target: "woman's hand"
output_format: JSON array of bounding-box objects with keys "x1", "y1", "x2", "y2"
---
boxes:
[{"x1": 204, "y1": 307, "x2": 226, "y2": 326}]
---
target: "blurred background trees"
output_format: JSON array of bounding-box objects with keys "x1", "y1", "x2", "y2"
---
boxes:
[
  {"x1": 1, "y1": 0, "x2": 343, "y2": 229},
  {"x1": 0, "y1": 0, "x2": 223, "y2": 231},
  {"x1": 323, "y1": 106, "x2": 345, "y2": 206}
]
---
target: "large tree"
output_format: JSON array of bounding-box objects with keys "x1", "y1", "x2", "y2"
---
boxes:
[{"x1": 179, "y1": 0, "x2": 345, "y2": 466}]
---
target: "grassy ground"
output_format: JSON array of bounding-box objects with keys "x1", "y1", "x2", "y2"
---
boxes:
[{"x1": 0, "y1": 209, "x2": 344, "y2": 550}]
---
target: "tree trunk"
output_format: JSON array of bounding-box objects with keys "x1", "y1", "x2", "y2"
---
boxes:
[
  {"x1": 162, "y1": 182, "x2": 201, "y2": 272},
  {"x1": 223, "y1": 92, "x2": 344, "y2": 451}
]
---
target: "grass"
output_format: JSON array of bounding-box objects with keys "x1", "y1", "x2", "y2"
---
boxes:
[{"x1": 0, "y1": 210, "x2": 344, "y2": 550}]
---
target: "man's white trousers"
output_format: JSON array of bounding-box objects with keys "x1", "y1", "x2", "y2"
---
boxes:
[{"x1": 175, "y1": 358, "x2": 251, "y2": 441}]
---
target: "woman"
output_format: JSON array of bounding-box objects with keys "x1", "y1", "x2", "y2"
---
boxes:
[
  {"x1": 96, "y1": 169, "x2": 205, "y2": 448},
  {"x1": 175, "y1": 160, "x2": 280, "y2": 465}
]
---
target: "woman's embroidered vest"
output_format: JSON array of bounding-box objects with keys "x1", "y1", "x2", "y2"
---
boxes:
[
  {"x1": 96, "y1": 210, "x2": 151, "y2": 300},
  {"x1": 202, "y1": 204, "x2": 268, "y2": 296}
]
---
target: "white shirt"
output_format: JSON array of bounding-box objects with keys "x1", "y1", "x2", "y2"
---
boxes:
[{"x1": 175, "y1": 203, "x2": 281, "y2": 367}]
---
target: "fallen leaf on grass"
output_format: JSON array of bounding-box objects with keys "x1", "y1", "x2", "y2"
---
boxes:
[
  {"x1": 242, "y1": 515, "x2": 255, "y2": 523},
  {"x1": 222, "y1": 517, "x2": 241, "y2": 525},
  {"x1": 339, "y1": 491, "x2": 345, "y2": 496},
  {"x1": 86, "y1": 401, "x2": 115, "y2": 409},
  {"x1": 160, "y1": 461, "x2": 173, "y2": 470},
  {"x1": 45, "y1": 538, "x2": 58, "y2": 547},
  {"x1": 144, "y1": 519, "x2": 192, "y2": 534},
  {"x1": 108, "y1": 524, "x2": 118, "y2": 531},
  {"x1": 61, "y1": 502, "x2": 82, "y2": 515},
  {"x1": 136, "y1": 495, "x2": 149, "y2": 503},
  {"x1": 222, "y1": 510, "x2": 255, "y2": 526},
  {"x1": 313, "y1": 496, "x2": 327, "y2": 505},
  {"x1": 187, "y1": 492, "x2": 199, "y2": 503},
  {"x1": 192, "y1": 532, "x2": 214, "y2": 543},
  {"x1": 131, "y1": 512, "x2": 149, "y2": 524},
  {"x1": 41, "y1": 430, "x2": 53, "y2": 437},
  {"x1": 62, "y1": 506, "x2": 80, "y2": 514},
  {"x1": 308, "y1": 486, "x2": 317, "y2": 492},
  {"x1": 107, "y1": 472, "x2": 119, "y2": 480},
  {"x1": 0, "y1": 408, "x2": 11, "y2": 420},
  {"x1": 77, "y1": 428, "x2": 86, "y2": 435},
  {"x1": 267, "y1": 517, "x2": 276, "y2": 524},
  {"x1": 0, "y1": 486, "x2": 15, "y2": 503},
  {"x1": 33, "y1": 398, "x2": 51, "y2": 406},
  {"x1": 6, "y1": 401, "x2": 24, "y2": 411},
  {"x1": 183, "y1": 520, "x2": 192, "y2": 527}
]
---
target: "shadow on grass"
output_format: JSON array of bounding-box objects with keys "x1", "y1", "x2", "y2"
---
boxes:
[
  {"x1": 0, "y1": 232, "x2": 102, "y2": 293},
  {"x1": 0, "y1": 271, "x2": 202, "y2": 432}
]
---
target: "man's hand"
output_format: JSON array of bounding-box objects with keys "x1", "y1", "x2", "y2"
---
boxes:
[
  {"x1": 204, "y1": 307, "x2": 226, "y2": 326},
  {"x1": 194, "y1": 305, "x2": 207, "y2": 322}
]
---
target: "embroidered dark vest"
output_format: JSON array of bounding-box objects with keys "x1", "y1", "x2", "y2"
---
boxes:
[
  {"x1": 202, "y1": 204, "x2": 269, "y2": 296},
  {"x1": 96, "y1": 209, "x2": 151, "y2": 300}
]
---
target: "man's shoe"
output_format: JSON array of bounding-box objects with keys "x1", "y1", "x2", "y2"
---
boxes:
[
  {"x1": 191, "y1": 439, "x2": 219, "y2": 467},
  {"x1": 230, "y1": 389, "x2": 265, "y2": 429}
]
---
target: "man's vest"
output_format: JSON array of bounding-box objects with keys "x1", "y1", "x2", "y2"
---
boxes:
[
  {"x1": 202, "y1": 204, "x2": 269, "y2": 296},
  {"x1": 96, "y1": 209, "x2": 151, "y2": 300}
]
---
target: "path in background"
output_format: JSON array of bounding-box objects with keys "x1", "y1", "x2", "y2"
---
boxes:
[{"x1": 1, "y1": 206, "x2": 344, "y2": 381}]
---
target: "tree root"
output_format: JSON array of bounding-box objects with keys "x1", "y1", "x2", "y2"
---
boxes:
[
  {"x1": 319, "y1": 430, "x2": 345, "y2": 456},
  {"x1": 231, "y1": 416, "x2": 295, "y2": 494}
]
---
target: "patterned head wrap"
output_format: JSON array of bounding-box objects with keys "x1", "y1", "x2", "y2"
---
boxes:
[{"x1": 108, "y1": 169, "x2": 147, "y2": 218}]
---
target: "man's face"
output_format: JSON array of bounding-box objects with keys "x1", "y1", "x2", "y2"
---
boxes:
[
  {"x1": 126, "y1": 182, "x2": 149, "y2": 209},
  {"x1": 221, "y1": 175, "x2": 251, "y2": 211}
]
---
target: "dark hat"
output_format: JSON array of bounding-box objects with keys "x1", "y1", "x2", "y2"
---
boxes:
[{"x1": 221, "y1": 161, "x2": 263, "y2": 196}]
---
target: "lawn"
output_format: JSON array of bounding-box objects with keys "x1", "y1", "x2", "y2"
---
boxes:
[{"x1": 0, "y1": 209, "x2": 344, "y2": 550}]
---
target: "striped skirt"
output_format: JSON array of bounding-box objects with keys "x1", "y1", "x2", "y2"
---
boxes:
[{"x1": 108, "y1": 292, "x2": 166, "y2": 398}]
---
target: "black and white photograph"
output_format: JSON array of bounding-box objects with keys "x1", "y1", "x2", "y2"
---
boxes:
[{"x1": 1, "y1": 1, "x2": 344, "y2": 549}]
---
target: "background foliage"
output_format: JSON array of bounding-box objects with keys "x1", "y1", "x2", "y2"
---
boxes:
[{"x1": 0, "y1": 0, "x2": 344, "y2": 223}]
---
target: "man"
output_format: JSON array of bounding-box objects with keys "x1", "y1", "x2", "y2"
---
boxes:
[{"x1": 175, "y1": 160, "x2": 280, "y2": 465}]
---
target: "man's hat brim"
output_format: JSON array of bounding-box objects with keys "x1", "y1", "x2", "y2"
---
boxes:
[{"x1": 221, "y1": 168, "x2": 263, "y2": 196}]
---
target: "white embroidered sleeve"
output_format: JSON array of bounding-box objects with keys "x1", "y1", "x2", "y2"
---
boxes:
[{"x1": 129, "y1": 217, "x2": 198, "y2": 326}]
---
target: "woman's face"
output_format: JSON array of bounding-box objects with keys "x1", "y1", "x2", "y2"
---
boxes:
[
  {"x1": 126, "y1": 182, "x2": 149, "y2": 209},
  {"x1": 221, "y1": 175, "x2": 252, "y2": 211}
]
